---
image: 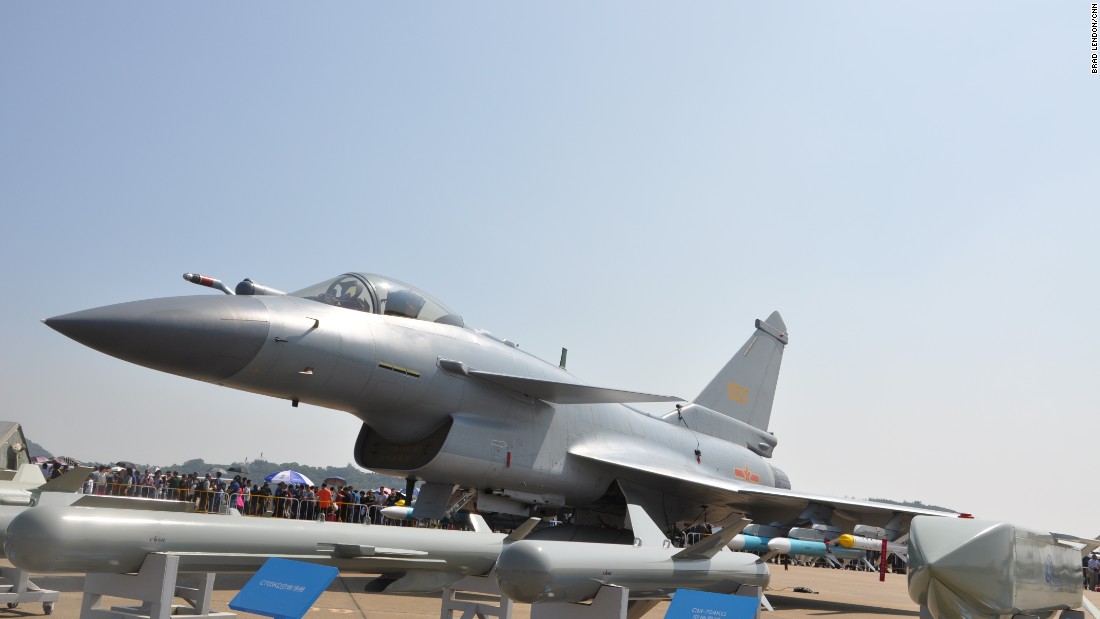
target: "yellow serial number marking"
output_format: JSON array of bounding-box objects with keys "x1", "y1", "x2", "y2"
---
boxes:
[{"x1": 728, "y1": 382, "x2": 748, "y2": 404}]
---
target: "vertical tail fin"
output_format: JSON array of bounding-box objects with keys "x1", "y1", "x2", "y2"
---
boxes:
[{"x1": 693, "y1": 311, "x2": 787, "y2": 431}]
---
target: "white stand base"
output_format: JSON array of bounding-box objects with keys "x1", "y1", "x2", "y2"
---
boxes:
[
  {"x1": 80, "y1": 553, "x2": 235, "y2": 619},
  {"x1": 0, "y1": 566, "x2": 60, "y2": 615},
  {"x1": 440, "y1": 573, "x2": 514, "y2": 619}
]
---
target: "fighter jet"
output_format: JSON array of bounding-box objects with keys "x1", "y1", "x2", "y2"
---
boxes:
[{"x1": 44, "y1": 271, "x2": 951, "y2": 538}]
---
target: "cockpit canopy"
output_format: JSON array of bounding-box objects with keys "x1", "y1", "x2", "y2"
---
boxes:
[{"x1": 292, "y1": 273, "x2": 465, "y2": 328}]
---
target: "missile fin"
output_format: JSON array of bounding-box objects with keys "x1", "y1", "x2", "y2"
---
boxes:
[
  {"x1": 373, "y1": 570, "x2": 466, "y2": 593},
  {"x1": 366, "y1": 547, "x2": 431, "y2": 557},
  {"x1": 330, "y1": 544, "x2": 429, "y2": 558},
  {"x1": 467, "y1": 513, "x2": 492, "y2": 534},
  {"x1": 40, "y1": 466, "x2": 96, "y2": 493},
  {"x1": 626, "y1": 503, "x2": 669, "y2": 547},
  {"x1": 672, "y1": 518, "x2": 752, "y2": 561},
  {"x1": 505, "y1": 517, "x2": 542, "y2": 542},
  {"x1": 331, "y1": 544, "x2": 376, "y2": 557},
  {"x1": 1050, "y1": 533, "x2": 1100, "y2": 556},
  {"x1": 351, "y1": 557, "x2": 447, "y2": 566}
]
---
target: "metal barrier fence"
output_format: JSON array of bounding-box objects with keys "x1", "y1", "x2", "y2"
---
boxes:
[{"x1": 85, "y1": 483, "x2": 417, "y2": 526}]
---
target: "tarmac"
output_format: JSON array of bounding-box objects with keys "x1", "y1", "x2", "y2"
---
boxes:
[{"x1": 4, "y1": 561, "x2": 1100, "y2": 619}]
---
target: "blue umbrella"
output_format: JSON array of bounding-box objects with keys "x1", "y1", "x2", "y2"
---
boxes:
[{"x1": 264, "y1": 470, "x2": 315, "y2": 486}]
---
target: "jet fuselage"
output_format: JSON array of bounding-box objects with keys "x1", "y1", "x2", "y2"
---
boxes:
[{"x1": 46, "y1": 290, "x2": 785, "y2": 527}]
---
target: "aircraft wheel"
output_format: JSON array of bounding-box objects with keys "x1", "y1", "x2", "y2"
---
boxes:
[
  {"x1": 6, "y1": 602, "x2": 16, "y2": 608},
  {"x1": 44, "y1": 601, "x2": 55, "y2": 614}
]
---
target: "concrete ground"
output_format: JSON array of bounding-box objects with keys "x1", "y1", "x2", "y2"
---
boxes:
[{"x1": 3, "y1": 563, "x2": 1098, "y2": 618}]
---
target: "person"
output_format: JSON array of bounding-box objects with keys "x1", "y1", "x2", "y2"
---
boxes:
[
  {"x1": 141, "y1": 470, "x2": 155, "y2": 498},
  {"x1": 255, "y1": 482, "x2": 272, "y2": 516},
  {"x1": 166, "y1": 471, "x2": 182, "y2": 500},
  {"x1": 211, "y1": 483, "x2": 226, "y2": 514},
  {"x1": 335, "y1": 487, "x2": 349, "y2": 522},
  {"x1": 317, "y1": 484, "x2": 333, "y2": 521},
  {"x1": 1088, "y1": 553, "x2": 1100, "y2": 591},
  {"x1": 301, "y1": 486, "x2": 317, "y2": 521},
  {"x1": 197, "y1": 474, "x2": 213, "y2": 512},
  {"x1": 93, "y1": 466, "x2": 108, "y2": 495},
  {"x1": 272, "y1": 483, "x2": 287, "y2": 518},
  {"x1": 120, "y1": 468, "x2": 134, "y2": 496},
  {"x1": 357, "y1": 490, "x2": 369, "y2": 523},
  {"x1": 238, "y1": 482, "x2": 250, "y2": 513}
]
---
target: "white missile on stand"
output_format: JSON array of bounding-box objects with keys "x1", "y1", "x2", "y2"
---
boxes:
[
  {"x1": 495, "y1": 505, "x2": 769, "y2": 604},
  {"x1": 4, "y1": 504, "x2": 534, "y2": 594}
]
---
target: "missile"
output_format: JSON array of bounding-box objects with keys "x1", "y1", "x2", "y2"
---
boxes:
[
  {"x1": 727, "y1": 533, "x2": 772, "y2": 553},
  {"x1": 0, "y1": 505, "x2": 28, "y2": 546},
  {"x1": 496, "y1": 538, "x2": 768, "y2": 604},
  {"x1": 907, "y1": 516, "x2": 1084, "y2": 618},
  {"x1": 836, "y1": 533, "x2": 907, "y2": 555},
  {"x1": 380, "y1": 506, "x2": 414, "y2": 521},
  {"x1": 379, "y1": 507, "x2": 485, "y2": 529},
  {"x1": 4, "y1": 505, "x2": 517, "y2": 593},
  {"x1": 765, "y1": 537, "x2": 866, "y2": 560},
  {"x1": 496, "y1": 505, "x2": 768, "y2": 604}
]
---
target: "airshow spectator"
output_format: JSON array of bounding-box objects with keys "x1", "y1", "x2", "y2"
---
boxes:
[{"x1": 317, "y1": 484, "x2": 333, "y2": 520}]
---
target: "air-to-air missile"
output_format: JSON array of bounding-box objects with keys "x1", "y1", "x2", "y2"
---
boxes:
[
  {"x1": 835, "y1": 532, "x2": 907, "y2": 555},
  {"x1": 727, "y1": 533, "x2": 773, "y2": 553},
  {"x1": 494, "y1": 505, "x2": 769, "y2": 604},
  {"x1": 380, "y1": 505, "x2": 415, "y2": 521},
  {"x1": 764, "y1": 537, "x2": 866, "y2": 561},
  {"x1": 4, "y1": 505, "x2": 532, "y2": 594}
]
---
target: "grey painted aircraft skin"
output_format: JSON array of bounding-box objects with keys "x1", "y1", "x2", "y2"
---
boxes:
[{"x1": 45, "y1": 272, "x2": 951, "y2": 534}]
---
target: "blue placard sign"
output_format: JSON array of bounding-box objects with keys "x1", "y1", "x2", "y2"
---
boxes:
[
  {"x1": 229, "y1": 558, "x2": 339, "y2": 619},
  {"x1": 664, "y1": 589, "x2": 759, "y2": 619}
]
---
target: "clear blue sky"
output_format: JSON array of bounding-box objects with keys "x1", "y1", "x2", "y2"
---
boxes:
[{"x1": 2, "y1": 3, "x2": 1097, "y2": 537}]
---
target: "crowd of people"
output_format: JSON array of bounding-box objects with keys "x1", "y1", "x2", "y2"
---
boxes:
[{"x1": 41, "y1": 462, "x2": 408, "y2": 524}]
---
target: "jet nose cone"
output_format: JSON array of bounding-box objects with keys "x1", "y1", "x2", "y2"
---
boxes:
[{"x1": 45, "y1": 295, "x2": 270, "y2": 383}]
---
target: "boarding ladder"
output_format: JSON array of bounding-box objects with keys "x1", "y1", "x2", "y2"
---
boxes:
[{"x1": 444, "y1": 488, "x2": 479, "y2": 521}]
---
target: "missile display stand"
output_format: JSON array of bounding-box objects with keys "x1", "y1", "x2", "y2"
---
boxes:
[
  {"x1": 80, "y1": 553, "x2": 235, "y2": 619},
  {"x1": 0, "y1": 566, "x2": 59, "y2": 615},
  {"x1": 440, "y1": 573, "x2": 514, "y2": 619}
]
